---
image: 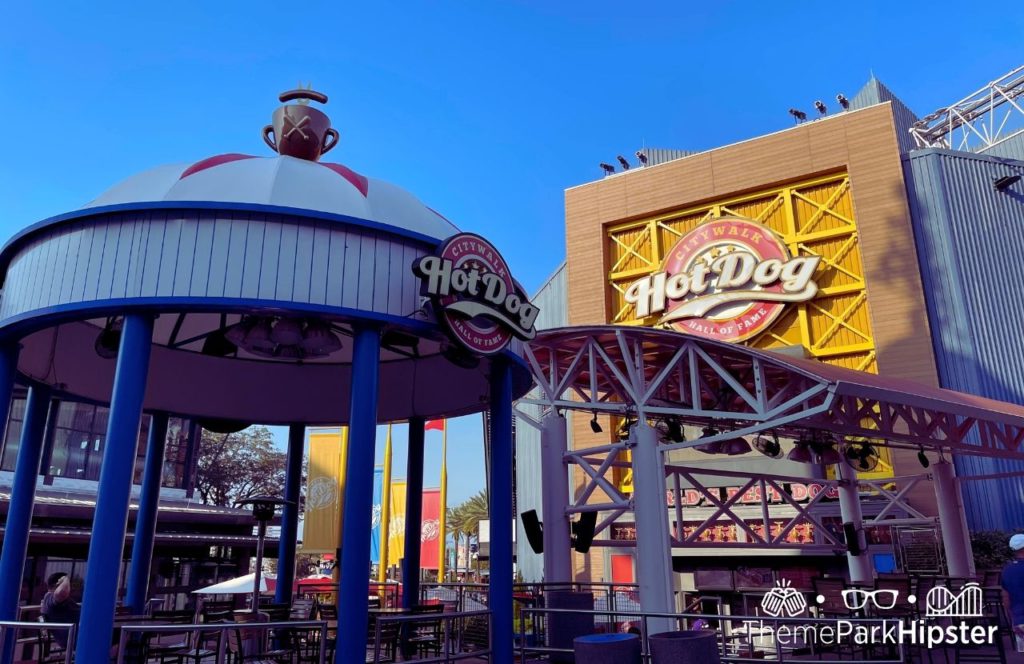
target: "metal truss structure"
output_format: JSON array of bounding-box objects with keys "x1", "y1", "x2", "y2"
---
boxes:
[
  {"x1": 522, "y1": 326, "x2": 1024, "y2": 460},
  {"x1": 516, "y1": 325, "x2": 995, "y2": 589},
  {"x1": 663, "y1": 465, "x2": 930, "y2": 551},
  {"x1": 910, "y1": 65, "x2": 1024, "y2": 151}
]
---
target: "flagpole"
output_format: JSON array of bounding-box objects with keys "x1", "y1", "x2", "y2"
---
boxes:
[
  {"x1": 333, "y1": 426, "x2": 348, "y2": 610},
  {"x1": 378, "y1": 424, "x2": 393, "y2": 584},
  {"x1": 437, "y1": 421, "x2": 448, "y2": 583}
]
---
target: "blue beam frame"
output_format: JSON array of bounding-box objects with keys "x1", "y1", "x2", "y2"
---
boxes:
[
  {"x1": 276, "y1": 424, "x2": 305, "y2": 604},
  {"x1": 335, "y1": 325, "x2": 380, "y2": 664},
  {"x1": 75, "y1": 314, "x2": 153, "y2": 663},
  {"x1": 124, "y1": 411, "x2": 168, "y2": 614},
  {"x1": 402, "y1": 417, "x2": 425, "y2": 609},
  {"x1": 489, "y1": 359, "x2": 513, "y2": 664}
]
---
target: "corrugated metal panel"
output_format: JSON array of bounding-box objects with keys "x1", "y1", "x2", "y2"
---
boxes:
[
  {"x1": 0, "y1": 210, "x2": 427, "y2": 325},
  {"x1": 514, "y1": 263, "x2": 568, "y2": 581},
  {"x1": 850, "y1": 77, "x2": 919, "y2": 154},
  {"x1": 904, "y1": 148, "x2": 1024, "y2": 530},
  {"x1": 978, "y1": 132, "x2": 1024, "y2": 162}
]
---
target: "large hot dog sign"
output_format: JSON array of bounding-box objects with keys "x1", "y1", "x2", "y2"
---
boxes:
[{"x1": 624, "y1": 218, "x2": 820, "y2": 342}]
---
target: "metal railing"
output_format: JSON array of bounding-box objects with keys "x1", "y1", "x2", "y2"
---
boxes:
[
  {"x1": 370, "y1": 609, "x2": 491, "y2": 664},
  {"x1": 0, "y1": 620, "x2": 76, "y2": 664},
  {"x1": 518, "y1": 606, "x2": 911, "y2": 663},
  {"x1": 115, "y1": 619, "x2": 328, "y2": 664}
]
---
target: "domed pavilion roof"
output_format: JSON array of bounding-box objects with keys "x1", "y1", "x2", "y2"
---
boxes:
[{"x1": 83, "y1": 152, "x2": 459, "y2": 242}]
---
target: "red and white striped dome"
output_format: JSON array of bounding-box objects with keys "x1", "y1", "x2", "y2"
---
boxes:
[{"x1": 83, "y1": 153, "x2": 459, "y2": 240}]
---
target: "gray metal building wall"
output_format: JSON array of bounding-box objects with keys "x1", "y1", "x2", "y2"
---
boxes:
[
  {"x1": 903, "y1": 147, "x2": 1024, "y2": 531},
  {"x1": 851, "y1": 77, "x2": 920, "y2": 154},
  {"x1": 514, "y1": 263, "x2": 568, "y2": 581},
  {"x1": 979, "y1": 132, "x2": 1024, "y2": 162}
]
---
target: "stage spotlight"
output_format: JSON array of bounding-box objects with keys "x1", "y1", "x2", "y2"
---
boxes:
[
  {"x1": 788, "y1": 108, "x2": 807, "y2": 123},
  {"x1": 617, "y1": 155, "x2": 631, "y2": 170},
  {"x1": 590, "y1": 413, "x2": 603, "y2": 433},
  {"x1": 723, "y1": 438, "x2": 752, "y2": 456},
  {"x1": 635, "y1": 150, "x2": 648, "y2": 166},
  {"x1": 665, "y1": 418, "x2": 685, "y2": 443},
  {"x1": 787, "y1": 442, "x2": 813, "y2": 464},
  {"x1": 917, "y1": 447, "x2": 930, "y2": 468},
  {"x1": 836, "y1": 94, "x2": 850, "y2": 110},
  {"x1": 600, "y1": 163, "x2": 615, "y2": 175},
  {"x1": 754, "y1": 434, "x2": 783, "y2": 459},
  {"x1": 994, "y1": 174, "x2": 1021, "y2": 191},
  {"x1": 814, "y1": 100, "x2": 827, "y2": 115}
]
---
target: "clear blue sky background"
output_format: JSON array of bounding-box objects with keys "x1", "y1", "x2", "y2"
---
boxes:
[{"x1": 1, "y1": 2, "x2": 1021, "y2": 505}]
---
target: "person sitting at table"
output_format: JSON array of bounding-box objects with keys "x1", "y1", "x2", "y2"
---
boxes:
[
  {"x1": 1002, "y1": 534, "x2": 1024, "y2": 643},
  {"x1": 41, "y1": 573, "x2": 81, "y2": 649}
]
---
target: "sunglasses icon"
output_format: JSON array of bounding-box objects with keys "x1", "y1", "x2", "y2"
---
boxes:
[{"x1": 841, "y1": 588, "x2": 899, "y2": 610}]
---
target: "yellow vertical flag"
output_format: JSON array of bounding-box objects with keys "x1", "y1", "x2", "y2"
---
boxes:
[
  {"x1": 302, "y1": 427, "x2": 347, "y2": 554},
  {"x1": 386, "y1": 480, "x2": 408, "y2": 568},
  {"x1": 377, "y1": 424, "x2": 394, "y2": 581}
]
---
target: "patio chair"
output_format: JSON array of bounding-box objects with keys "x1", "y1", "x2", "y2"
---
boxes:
[
  {"x1": 290, "y1": 598, "x2": 315, "y2": 620},
  {"x1": 952, "y1": 616, "x2": 1006, "y2": 663},
  {"x1": 227, "y1": 615, "x2": 292, "y2": 664},
  {"x1": 366, "y1": 616, "x2": 401, "y2": 664},
  {"x1": 405, "y1": 603, "x2": 445, "y2": 657}
]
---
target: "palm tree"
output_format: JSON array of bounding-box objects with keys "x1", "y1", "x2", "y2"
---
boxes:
[{"x1": 447, "y1": 491, "x2": 488, "y2": 580}]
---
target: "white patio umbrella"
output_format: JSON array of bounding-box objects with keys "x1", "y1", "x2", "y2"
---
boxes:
[{"x1": 192, "y1": 573, "x2": 276, "y2": 594}]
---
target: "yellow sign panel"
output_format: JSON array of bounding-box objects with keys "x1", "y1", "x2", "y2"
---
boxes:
[{"x1": 606, "y1": 172, "x2": 892, "y2": 478}]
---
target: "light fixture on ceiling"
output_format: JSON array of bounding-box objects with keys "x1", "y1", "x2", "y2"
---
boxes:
[
  {"x1": 696, "y1": 426, "x2": 723, "y2": 454},
  {"x1": 94, "y1": 318, "x2": 122, "y2": 359},
  {"x1": 723, "y1": 437, "x2": 752, "y2": 456},
  {"x1": 787, "y1": 441, "x2": 814, "y2": 464},
  {"x1": 270, "y1": 318, "x2": 304, "y2": 345},
  {"x1": 301, "y1": 320, "x2": 343, "y2": 356},
  {"x1": 917, "y1": 446, "x2": 930, "y2": 468},
  {"x1": 754, "y1": 433, "x2": 783, "y2": 459},
  {"x1": 590, "y1": 413, "x2": 603, "y2": 434},
  {"x1": 244, "y1": 318, "x2": 276, "y2": 356},
  {"x1": 665, "y1": 418, "x2": 685, "y2": 443},
  {"x1": 224, "y1": 316, "x2": 342, "y2": 360}
]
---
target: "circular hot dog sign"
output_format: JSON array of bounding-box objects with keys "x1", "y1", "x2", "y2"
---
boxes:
[
  {"x1": 413, "y1": 233, "x2": 539, "y2": 355},
  {"x1": 624, "y1": 218, "x2": 821, "y2": 343}
]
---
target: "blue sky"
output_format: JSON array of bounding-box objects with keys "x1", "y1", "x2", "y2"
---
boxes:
[{"x1": 2, "y1": 2, "x2": 1022, "y2": 504}]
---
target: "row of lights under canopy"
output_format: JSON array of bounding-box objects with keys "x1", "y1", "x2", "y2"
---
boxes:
[
  {"x1": 588, "y1": 413, "x2": 932, "y2": 470},
  {"x1": 94, "y1": 315, "x2": 344, "y2": 360}
]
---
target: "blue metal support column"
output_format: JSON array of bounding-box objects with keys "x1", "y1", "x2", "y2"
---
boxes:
[
  {"x1": 0, "y1": 383, "x2": 50, "y2": 664},
  {"x1": 401, "y1": 417, "x2": 425, "y2": 610},
  {"x1": 335, "y1": 326, "x2": 381, "y2": 664},
  {"x1": 75, "y1": 314, "x2": 154, "y2": 664},
  {"x1": 275, "y1": 424, "x2": 305, "y2": 604},
  {"x1": 488, "y1": 359, "x2": 513, "y2": 664},
  {"x1": 125, "y1": 411, "x2": 168, "y2": 614},
  {"x1": 0, "y1": 375, "x2": 47, "y2": 622}
]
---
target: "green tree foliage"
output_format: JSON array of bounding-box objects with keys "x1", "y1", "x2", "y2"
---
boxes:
[
  {"x1": 972, "y1": 530, "x2": 1019, "y2": 571},
  {"x1": 195, "y1": 426, "x2": 289, "y2": 506}
]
